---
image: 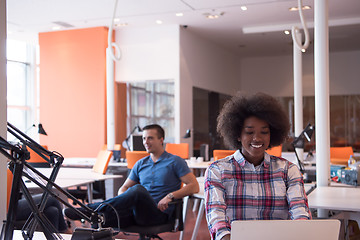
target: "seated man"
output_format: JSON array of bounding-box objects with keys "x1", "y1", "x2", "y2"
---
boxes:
[{"x1": 64, "y1": 124, "x2": 199, "y2": 228}]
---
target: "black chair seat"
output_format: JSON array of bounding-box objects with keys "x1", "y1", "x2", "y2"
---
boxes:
[{"x1": 117, "y1": 199, "x2": 184, "y2": 240}]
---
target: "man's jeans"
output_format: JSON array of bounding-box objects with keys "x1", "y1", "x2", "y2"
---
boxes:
[{"x1": 88, "y1": 184, "x2": 168, "y2": 228}]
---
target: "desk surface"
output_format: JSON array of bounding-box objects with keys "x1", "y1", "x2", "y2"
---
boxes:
[
  {"x1": 308, "y1": 186, "x2": 360, "y2": 212},
  {"x1": 33, "y1": 167, "x2": 122, "y2": 181},
  {"x1": 62, "y1": 157, "x2": 127, "y2": 168},
  {"x1": 25, "y1": 177, "x2": 94, "y2": 189}
]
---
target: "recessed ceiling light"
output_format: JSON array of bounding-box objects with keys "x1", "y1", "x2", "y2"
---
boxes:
[
  {"x1": 241, "y1": 6, "x2": 247, "y2": 11},
  {"x1": 156, "y1": 20, "x2": 163, "y2": 24},
  {"x1": 284, "y1": 30, "x2": 290, "y2": 35},
  {"x1": 115, "y1": 23, "x2": 128, "y2": 27},
  {"x1": 289, "y1": 5, "x2": 311, "y2": 11},
  {"x1": 176, "y1": 13, "x2": 183, "y2": 17},
  {"x1": 203, "y1": 11, "x2": 224, "y2": 19},
  {"x1": 52, "y1": 26, "x2": 61, "y2": 30}
]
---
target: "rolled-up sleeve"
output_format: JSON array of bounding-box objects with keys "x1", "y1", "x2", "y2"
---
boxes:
[{"x1": 204, "y1": 165, "x2": 231, "y2": 240}]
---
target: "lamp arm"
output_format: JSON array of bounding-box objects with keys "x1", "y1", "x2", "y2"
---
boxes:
[
  {"x1": 7, "y1": 122, "x2": 61, "y2": 166},
  {"x1": 1, "y1": 123, "x2": 107, "y2": 240}
]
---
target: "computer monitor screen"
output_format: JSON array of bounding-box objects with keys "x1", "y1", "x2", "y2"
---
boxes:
[{"x1": 131, "y1": 135, "x2": 146, "y2": 151}]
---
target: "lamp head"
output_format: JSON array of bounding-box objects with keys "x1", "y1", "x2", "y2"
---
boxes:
[
  {"x1": 183, "y1": 129, "x2": 191, "y2": 138},
  {"x1": 136, "y1": 126, "x2": 143, "y2": 132},
  {"x1": 38, "y1": 123, "x2": 47, "y2": 135}
]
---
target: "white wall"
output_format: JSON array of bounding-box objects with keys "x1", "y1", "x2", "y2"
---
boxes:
[
  {"x1": 114, "y1": 25, "x2": 242, "y2": 153},
  {"x1": 115, "y1": 25, "x2": 180, "y2": 82},
  {"x1": 240, "y1": 50, "x2": 360, "y2": 97},
  {"x1": 179, "y1": 28, "x2": 241, "y2": 154},
  {"x1": 0, "y1": 0, "x2": 7, "y2": 223}
]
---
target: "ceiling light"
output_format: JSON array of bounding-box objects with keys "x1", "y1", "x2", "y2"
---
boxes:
[
  {"x1": 203, "y1": 11, "x2": 224, "y2": 19},
  {"x1": 114, "y1": 18, "x2": 120, "y2": 22},
  {"x1": 284, "y1": 30, "x2": 290, "y2": 35},
  {"x1": 115, "y1": 23, "x2": 128, "y2": 27},
  {"x1": 241, "y1": 6, "x2": 247, "y2": 11},
  {"x1": 289, "y1": 5, "x2": 311, "y2": 11},
  {"x1": 52, "y1": 26, "x2": 61, "y2": 30},
  {"x1": 301, "y1": 49, "x2": 306, "y2": 53},
  {"x1": 156, "y1": 20, "x2": 163, "y2": 24},
  {"x1": 176, "y1": 13, "x2": 183, "y2": 17}
]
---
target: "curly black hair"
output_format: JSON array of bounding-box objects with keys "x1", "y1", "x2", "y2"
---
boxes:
[{"x1": 217, "y1": 92, "x2": 290, "y2": 150}]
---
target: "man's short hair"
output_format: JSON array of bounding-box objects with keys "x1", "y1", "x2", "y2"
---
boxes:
[{"x1": 142, "y1": 124, "x2": 165, "y2": 140}]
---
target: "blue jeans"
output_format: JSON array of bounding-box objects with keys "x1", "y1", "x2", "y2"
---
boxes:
[{"x1": 88, "y1": 185, "x2": 168, "y2": 228}]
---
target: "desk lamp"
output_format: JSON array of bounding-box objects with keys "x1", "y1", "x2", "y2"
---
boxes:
[
  {"x1": 123, "y1": 125, "x2": 142, "y2": 149},
  {"x1": 292, "y1": 123, "x2": 315, "y2": 182}
]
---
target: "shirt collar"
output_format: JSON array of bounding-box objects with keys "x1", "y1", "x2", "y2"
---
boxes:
[{"x1": 233, "y1": 149, "x2": 270, "y2": 168}]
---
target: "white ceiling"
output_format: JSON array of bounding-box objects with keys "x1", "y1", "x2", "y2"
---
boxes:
[{"x1": 6, "y1": 0, "x2": 360, "y2": 57}]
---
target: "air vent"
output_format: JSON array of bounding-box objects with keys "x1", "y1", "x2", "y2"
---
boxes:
[{"x1": 52, "y1": 21, "x2": 74, "y2": 28}]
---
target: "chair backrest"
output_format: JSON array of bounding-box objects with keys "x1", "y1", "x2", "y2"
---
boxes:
[
  {"x1": 26, "y1": 145, "x2": 51, "y2": 167},
  {"x1": 330, "y1": 146, "x2": 354, "y2": 165},
  {"x1": 102, "y1": 144, "x2": 121, "y2": 150},
  {"x1": 7, "y1": 168, "x2": 12, "y2": 209},
  {"x1": 165, "y1": 143, "x2": 189, "y2": 159},
  {"x1": 126, "y1": 151, "x2": 149, "y2": 169},
  {"x1": 213, "y1": 150, "x2": 236, "y2": 161},
  {"x1": 265, "y1": 145, "x2": 282, "y2": 157},
  {"x1": 92, "y1": 150, "x2": 113, "y2": 174}
]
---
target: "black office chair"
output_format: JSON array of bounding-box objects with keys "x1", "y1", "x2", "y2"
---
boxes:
[
  {"x1": 119, "y1": 199, "x2": 184, "y2": 240},
  {"x1": 67, "y1": 180, "x2": 106, "y2": 204}
]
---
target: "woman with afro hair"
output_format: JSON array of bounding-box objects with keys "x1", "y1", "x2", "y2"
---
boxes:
[{"x1": 204, "y1": 92, "x2": 311, "y2": 240}]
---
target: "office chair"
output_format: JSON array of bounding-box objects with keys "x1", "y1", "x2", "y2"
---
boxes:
[
  {"x1": 67, "y1": 150, "x2": 112, "y2": 204},
  {"x1": 126, "y1": 151, "x2": 149, "y2": 170},
  {"x1": 213, "y1": 149, "x2": 236, "y2": 161},
  {"x1": 27, "y1": 145, "x2": 51, "y2": 168},
  {"x1": 165, "y1": 143, "x2": 189, "y2": 159},
  {"x1": 119, "y1": 199, "x2": 184, "y2": 240},
  {"x1": 330, "y1": 146, "x2": 354, "y2": 165},
  {"x1": 265, "y1": 145, "x2": 282, "y2": 157}
]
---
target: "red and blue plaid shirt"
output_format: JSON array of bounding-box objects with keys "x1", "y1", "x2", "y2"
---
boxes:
[{"x1": 205, "y1": 150, "x2": 311, "y2": 240}]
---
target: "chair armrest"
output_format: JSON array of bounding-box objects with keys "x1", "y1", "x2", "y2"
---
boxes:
[{"x1": 168, "y1": 198, "x2": 184, "y2": 231}]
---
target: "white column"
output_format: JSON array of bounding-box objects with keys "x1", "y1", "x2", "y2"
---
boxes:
[
  {"x1": 0, "y1": 0, "x2": 7, "y2": 223},
  {"x1": 293, "y1": 30, "x2": 304, "y2": 164},
  {"x1": 106, "y1": 47, "x2": 115, "y2": 150},
  {"x1": 314, "y1": 0, "x2": 330, "y2": 188}
]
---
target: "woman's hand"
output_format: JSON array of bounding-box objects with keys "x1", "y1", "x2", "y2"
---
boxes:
[{"x1": 221, "y1": 234, "x2": 231, "y2": 240}]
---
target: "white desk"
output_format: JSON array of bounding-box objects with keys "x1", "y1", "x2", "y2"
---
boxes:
[
  {"x1": 25, "y1": 167, "x2": 122, "y2": 203},
  {"x1": 62, "y1": 157, "x2": 127, "y2": 168},
  {"x1": 308, "y1": 186, "x2": 360, "y2": 240},
  {"x1": 33, "y1": 167, "x2": 123, "y2": 181},
  {"x1": 12, "y1": 230, "x2": 73, "y2": 240}
]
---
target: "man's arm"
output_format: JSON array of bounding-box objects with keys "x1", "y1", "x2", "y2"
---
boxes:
[
  {"x1": 157, "y1": 172, "x2": 199, "y2": 211},
  {"x1": 117, "y1": 178, "x2": 138, "y2": 195}
]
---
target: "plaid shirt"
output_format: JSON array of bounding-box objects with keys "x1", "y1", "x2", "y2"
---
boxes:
[{"x1": 205, "y1": 150, "x2": 311, "y2": 240}]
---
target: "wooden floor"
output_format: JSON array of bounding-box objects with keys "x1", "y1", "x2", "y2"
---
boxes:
[{"x1": 71, "y1": 198, "x2": 211, "y2": 240}]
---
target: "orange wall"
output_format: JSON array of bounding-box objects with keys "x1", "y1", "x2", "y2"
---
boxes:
[{"x1": 39, "y1": 27, "x2": 109, "y2": 157}]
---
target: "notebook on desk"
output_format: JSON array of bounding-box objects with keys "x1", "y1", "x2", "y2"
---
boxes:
[{"x1": 230, "y1": 219, "x2": 340, "y2": 240}]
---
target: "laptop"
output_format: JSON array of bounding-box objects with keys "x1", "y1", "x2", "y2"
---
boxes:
[{"x1": 231, "y1": 219, "x2": 340, "y2": 240}]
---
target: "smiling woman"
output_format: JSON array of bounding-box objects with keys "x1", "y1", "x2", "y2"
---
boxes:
[{"x1": 204, "y1": 92, "x2": 311, "y2": 240}]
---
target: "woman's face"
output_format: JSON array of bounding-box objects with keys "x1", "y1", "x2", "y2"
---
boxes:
[{"x1": 238, "y1": 116, "x2": 270, "y2": 165}]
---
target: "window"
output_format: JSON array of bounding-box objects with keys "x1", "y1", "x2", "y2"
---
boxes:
[
  {"x1": 6, "y1": 39, "x2": 38, "y2": 140},
  {"x1": 128, "y1": 81, "x2": 175, "y2": 143}
]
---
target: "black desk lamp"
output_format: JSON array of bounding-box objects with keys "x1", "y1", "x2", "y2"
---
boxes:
[
  {"x1": 183, "y1": 129, "x2": 191, "y2": 138},
  {"x1": 26, "y1": 123, "x2": 47, "y2": 136},
  {"x1": 123, "y1": 125, "x2": 142, "y2": 149},
  {"x1": 292, "y1": 123, "x2": 315, "y2": 179}
]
